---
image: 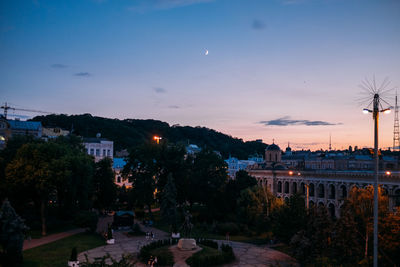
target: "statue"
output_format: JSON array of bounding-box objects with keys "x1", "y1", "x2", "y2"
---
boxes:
[
  {"x1": 177, "y1": 210, "x2": 196, "y2": 250},
  {"x1": 180, "y1": 210, "x2": 193, "y2": 238}
]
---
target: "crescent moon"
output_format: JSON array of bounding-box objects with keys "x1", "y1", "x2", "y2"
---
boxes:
[{"x1": 205, "y1": 50, "x2": 209, "y2": 55}]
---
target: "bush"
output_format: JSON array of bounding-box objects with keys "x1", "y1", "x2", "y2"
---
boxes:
[
  {"x1": 81, "y1": 253, "x2": 134, "y2": 267},
  {"x1": 139, "y1": 239, "x2": 178, "y2": 263},
  {"x1": 69, "y1": 247, "x2": 78, "y2": 261},
  {"x1": 186, "y1": 243, "x2": 235, "y2": 266},
  {"x1": 197, "y1": 239, "x2": 218, "y2": 249},
  {"x1": 74, "y1": 211, "x2": 98, "y2": 233},
  {"x1": 216, "y1": 222, "x2": 240, "y2": 235}
]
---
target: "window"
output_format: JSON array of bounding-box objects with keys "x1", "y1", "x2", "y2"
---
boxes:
[
  {"x1": 90, "y1": 149, "x2": 94, "y2": 155},
  {"x1": 107, "y1": 150, "x2": 111, "y2": 156},
  {"x1": 96, "y1": 149, "x2": 100, "y2": 156},
  {"x1": 103, "y1": 149, "x2": 106, "y2": 156}
]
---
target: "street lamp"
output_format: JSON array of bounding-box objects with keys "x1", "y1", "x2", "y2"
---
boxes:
[
  {"x1": 363, "y1": 93, "x2": 391, "y2": 267},
  {"x1": 153, "y1": 136, "x2": 162, "y2": 144}
]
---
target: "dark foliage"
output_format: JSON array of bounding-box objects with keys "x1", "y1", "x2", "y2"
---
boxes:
[
  {"x1": 139, "y1": 239, "x2": 178, "y2": 265},
  {"x1": 74, "y1": 211, "x2": 98, "y2": 233},
  {"x1": 69, "y1": 247, "x2": 78, "y2": 261},
  {"x1": 32, "y1": 114, "x2": 267, "y2": 158},
  {"x1": 186, "y1": 243, "x2": 235, "y2": 266}
]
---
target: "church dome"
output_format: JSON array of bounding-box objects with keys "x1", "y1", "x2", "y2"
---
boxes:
[{"x1": 266, "y1": 144, "x2": 281, "y2": 151}]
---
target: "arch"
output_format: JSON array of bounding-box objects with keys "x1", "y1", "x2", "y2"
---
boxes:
[
  {"x1": 340, "y1": 185, "x2": 347, "y2": 198},
  {"x1": 117, "y1": 176, "x2": 121, "y2": 183},
  {"x1": 318, "y1": 184, "x2": 325, "y2": 198},
  {"x1": 309, "y1": 183, "x2": 315, "y2": 197},
  {"x1": 309, "y1": 200, "x2": 315, "y2": 208},
  {"x1": 293, "y1": 182, "x2": 298, "y2": 194},
  {"x1": 284, "y1": 181, "x2": 289, "y2": 193},
  {"x1": 395, "y1": 189, "x2": 400, "y2": 207},
  {"x1": 277, "y1": 181, "x2": 282, "y2": 193},
  {"x1": 301, "y1": 183, "x2": 306, "y2": 195},
  {"x1": 328, "y1": 203, "x2": 336, "y2": 219},
  {"x1": 328, "y1": 184, "x2": 335, "y2": 199},
  {"x1": 318, "y1": 202, "x2": 325, "y2": 208}
]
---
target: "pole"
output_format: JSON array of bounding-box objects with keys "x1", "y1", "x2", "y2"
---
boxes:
[{"x1": 373, "y1": 94, "x2": 379, "y2": 267}]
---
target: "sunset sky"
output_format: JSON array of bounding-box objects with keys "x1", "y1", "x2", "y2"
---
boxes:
[{"x1": 1, "y1": 0, "x2": 399, "y2": 151}]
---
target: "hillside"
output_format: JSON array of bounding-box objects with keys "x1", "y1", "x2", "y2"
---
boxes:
[{"x1": 32, "y1": 114, "x2": 267, "y2": 159}]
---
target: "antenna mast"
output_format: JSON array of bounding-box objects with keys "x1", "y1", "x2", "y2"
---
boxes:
[
  {"x1": 393, "y1": 92, "x2": 399, "y2": 151},
  {"x1": 329, "y1": 133, "x2": 332, "y2": 151}
]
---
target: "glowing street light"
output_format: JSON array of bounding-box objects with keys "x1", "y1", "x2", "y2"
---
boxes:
[{"x1": 153, "y1": 136, "x2": 162, "y2": 144}]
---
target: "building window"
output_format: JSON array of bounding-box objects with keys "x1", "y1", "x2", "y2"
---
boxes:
[
  {"x1": 107, "y1": 149, "x2": 111, "y2": 156},
  {"x1": 117, "y1": 176, "x2": 121, "y2": 183},
  {"x1": 90, "y1": 149, "x2": 94, "y2": 155},
  {"x1": 103, "y1": 149, "x2": 106, "y2": 156},
  {"x1": 96, "y1": 149, "x2": 100, "y2": 156}
]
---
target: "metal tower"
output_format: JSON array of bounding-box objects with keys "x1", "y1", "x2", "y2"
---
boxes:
[{"x1": 393, "y1": 92, "x2": 399, "y2": 151}]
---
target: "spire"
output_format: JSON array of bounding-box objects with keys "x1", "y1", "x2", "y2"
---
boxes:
[{"x1": 329, "y1": 133, "x2": 332, "y2": 151}]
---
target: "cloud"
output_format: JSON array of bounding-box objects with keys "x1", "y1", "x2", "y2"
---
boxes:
[
  {"x1": 153, "y1": 87, "x2": 167, "y2": 93},
  {"x1": 128, "y1": 0, "x2": 215, "y2": 11},
  {"x1": 74, "y1": 72, "x2": 91, "y2": 77},
  {"x1": 168, "y1": 105, "x2": 180, "y2": 109},
  {"x1": 259, "y1": 116, "x2": 341, "y2": 126},
  {"x1": 252, "y1": 19, "x2": 266, "y2": 30},
  {"x1": 51, "y1": 63, "x2": 68, "y2": 69}
]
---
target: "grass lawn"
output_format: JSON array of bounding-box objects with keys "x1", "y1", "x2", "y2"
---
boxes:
[
  {"x1": 149, "y1": 246, "x2": 174, "y2": 265},
  {"x1": 23, "y1": 232, "x2": 105, "y2": 267},
  {"x1": 28, "y1": 224, "x2": 76, "y2": 239}
]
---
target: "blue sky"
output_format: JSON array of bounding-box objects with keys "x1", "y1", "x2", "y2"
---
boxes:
[{"x1": 1, "y1": 0, "x2": 399, "y2": 150}]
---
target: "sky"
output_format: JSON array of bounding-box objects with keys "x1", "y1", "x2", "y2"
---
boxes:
[{"x1": 1, "y1": 0, "x2": 400, "y2": 151}]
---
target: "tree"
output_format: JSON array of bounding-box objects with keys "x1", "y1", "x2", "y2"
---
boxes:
[
  {"x1": 93, "y1": 158, "x2": 117, "y2": 211},
  {"x1": 272, "y1": 194, "x2": 307, "y2": 242},
  {"x1": 236, "y1": 186, "x2": 266, "y2": 228},
  {"x1": 188, "y1": 149, "x2": 228, "y2": 219},
  {"x1": 160, "y1": 174, "x2": 178, "y2": 232},
  {"x1": 0, "y1": 200, "x2": 28, "y2": 266},
  {"x1": 123, "y1": 143, "x2": 160, "y2": 218}
]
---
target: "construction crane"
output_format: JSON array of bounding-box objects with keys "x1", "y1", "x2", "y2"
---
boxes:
[{"x1": 1, "y1": 102, "x2": 54, "y2": 119}]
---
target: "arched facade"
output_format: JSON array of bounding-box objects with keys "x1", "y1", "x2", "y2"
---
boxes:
[{"x1": 248, "y1": 169, "x2": 400, "y2": 218}]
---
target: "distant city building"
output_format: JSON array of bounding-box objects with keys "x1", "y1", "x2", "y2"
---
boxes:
[
  {"x1": 186, "y1": 144, "x2": 201, "y2": 155},
  {"x1": 225, "y1": 156, "x2": 258, "y2": 179},
  {"x1": 83, "y1": 134, "x2": 113, "y2": 162},
  {"x1": 6, "y1": 119, "x2": 42, "y2": 138},
  {"x1": 113, "y1": 157, "x2": 132, "y2": 188},
  {"x1": 0, "y1": 116, "x2": 11, "y2": 149},
  {"x1": 42, "y1": 127, "x2": 69, "y2": 139}
]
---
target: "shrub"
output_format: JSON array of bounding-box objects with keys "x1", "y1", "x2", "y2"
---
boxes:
[
  {"x1": 139, "y1": 239, "x2": 178, "y2": 263},
  {"x1": 80, "y1": 253, "x2": 134, "y2": 267},
  {"x1": 186, "y1": 243, "x2": 235, "y2": 266},
  {"x1": 70, "y1": 247, "x2": 78, "y2": 261},
  {"x1": 216, "y1": 222, "x2": 240, "y2": 235},
  {"x1": 197, "y1": 239, "x2": 218, "y2": 249},
  {"x1": 74, "y1": 211, "x2": 98, "y2": 233}
]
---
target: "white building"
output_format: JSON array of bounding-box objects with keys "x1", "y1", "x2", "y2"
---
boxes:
[
  {"x1": 113, "y1": 157, "x2": 132, "y2": 188},
  {"x1": 225, "y1": 156, "x2": 257, "y2": 179},
  {"x1": 83, "y1": 135, "x2": 113, "y2": 162}
]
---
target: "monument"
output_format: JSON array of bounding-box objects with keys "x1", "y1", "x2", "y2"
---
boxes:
[{"x1": 177, "y1": 210, "x2": 197, "y2": 250}]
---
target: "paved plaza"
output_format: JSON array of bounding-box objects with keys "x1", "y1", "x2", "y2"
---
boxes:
[{"x1": 78, "y1": 223, "x2": 298, "y2": 266}]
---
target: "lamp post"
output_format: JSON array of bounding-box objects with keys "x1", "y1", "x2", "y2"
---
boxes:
[
  {"x1": 363, "y1": 94, "x2": 390, "y2": 267},
  {"x1": 153, "y1": 136, "x2": 162, "y2": 144}
]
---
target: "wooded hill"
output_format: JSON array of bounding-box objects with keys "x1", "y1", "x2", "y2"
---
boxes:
[{"x1": 32, "y1": 114, "x2": 267, "y2": 159}]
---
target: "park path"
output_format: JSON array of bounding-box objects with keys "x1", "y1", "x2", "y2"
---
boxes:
[
  {"x1": 79, "y1": 223, "x2": 298, "y2": 266},
  {"x1": 23, "y1": 228, "x2": 85, "y2": 251}
]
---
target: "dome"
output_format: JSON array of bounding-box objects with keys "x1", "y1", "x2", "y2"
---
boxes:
[{"x1": 266, "y1": 144, "x2": 281, "y2": 151}]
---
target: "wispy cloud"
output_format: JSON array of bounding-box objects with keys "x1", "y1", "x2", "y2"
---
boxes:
[
  {"x1": 74, "y1": 72, "x2": 91, "y2": 77},
  {"x1": 153, "y1": 87, "x2": 167, "y2": 93},
  {"x1": 260, "y1": 116, "x2": 341, "y2": 126},
  {"x1": 51, "y1": 63, "x2": 68, "y2": 69},
  {"x1": 168, "y1": 105, "x2": 180, "y2": 109},
  {"x1": 128, "y1": 0, "x2": 215, "y2": 11},
  {"x1": 252, "y1": 19, "x2": 266, "y2": 30}
]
